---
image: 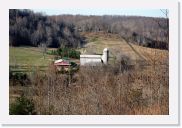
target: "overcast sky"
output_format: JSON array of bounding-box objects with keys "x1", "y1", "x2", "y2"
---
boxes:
[{"x1": 32, "y1": 9, "x2": 167, "y2": 18}]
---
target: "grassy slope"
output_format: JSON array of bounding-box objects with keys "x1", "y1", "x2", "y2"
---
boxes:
[
  {"x1": 9, "y1": 33, "x2": 169, "y2": 114},
  {"x1": 79, "y1": 32, "x2": 168, "y2": 65},
  {"x1": 9, "y1": 47, "x2": 54, "y2": 66}
]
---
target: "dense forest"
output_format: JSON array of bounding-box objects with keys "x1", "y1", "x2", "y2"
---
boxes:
[
  {"x1": 9, "y1": 9, "x2": 85, "y2": 48},
  {"x1": 9, "y1": 9, "x2": 169, "y2": 49}
]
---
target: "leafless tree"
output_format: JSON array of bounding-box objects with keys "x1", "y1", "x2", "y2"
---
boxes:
[{"x1": 39, "y1": 43, "x2": 47, "y2": 59}]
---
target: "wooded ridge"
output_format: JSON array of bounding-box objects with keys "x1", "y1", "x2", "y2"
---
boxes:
[{"x1": 9, "y1": 9, "x2": 168, "y2": 49}]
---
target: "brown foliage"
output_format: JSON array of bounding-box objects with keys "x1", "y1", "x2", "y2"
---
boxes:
[{"x1": 11, "y1": 60, "x2": 168, "y2": 115}]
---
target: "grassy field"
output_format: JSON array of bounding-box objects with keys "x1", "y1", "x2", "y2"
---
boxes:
[
  {"x1": 9, "y1": 46, "x2": 56, "y2": 72},
  {"x1": 10, "y1": 46, "x2": 54, "y2": 66}
]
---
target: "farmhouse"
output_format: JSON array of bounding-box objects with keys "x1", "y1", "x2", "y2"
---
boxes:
[{"x1": 80, "y1": 48, "x2": 109, "y2": 66}]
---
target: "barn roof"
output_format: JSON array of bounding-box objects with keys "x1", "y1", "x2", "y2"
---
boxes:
[
  {"x1": 80, "y1": 55, "x2": 102, "y2": 58},
  {"x1": 54, "y1": 59, "x2": 71, "y2": 66}
]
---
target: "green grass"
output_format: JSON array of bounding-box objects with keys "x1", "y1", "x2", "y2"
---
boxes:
[
  {"x1": 10, "y1": 47, "x2": 54, "y2": 66},
  {"x1": 9, "y1": 47, "x2": 55, "y2": 73}
]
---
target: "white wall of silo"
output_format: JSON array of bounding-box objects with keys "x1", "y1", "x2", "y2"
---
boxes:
[{"x1": 102, "y1": 48, "x2": 109, "y2": 64}]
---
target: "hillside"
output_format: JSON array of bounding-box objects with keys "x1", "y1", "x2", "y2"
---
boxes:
[
  {"x1": 9, "y1": 32, "x2": 168, "y2": 68},
  {"x1": 51, "y1": 14, "x2": 168, "y2": 49},
  {"x1": 9, "y1": 9, "x2": 85, "y2": 47},
  {"x1": 9, "y1": 9, "x2": 168, "y2": 50},
  {"x1": 9, "y1": 9, "x2": 169, "y2": 115},
  {"x1": 9, "y1": 32, "x2": 169, "y2": 115},
  {"x1": 79, "y1": 32, "x2": 168, "y2": 65}
]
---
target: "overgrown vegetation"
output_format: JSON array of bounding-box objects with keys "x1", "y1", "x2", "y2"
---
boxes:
[
  {"x1": 9, "y1": 71, "x2": 30, "y2": 86},
  {"x1": 9, "y1": 58, "x2": 168, "y2": 115},
  {"x1": 10, "y1": 95, "x2": 36, "y2": 115}
]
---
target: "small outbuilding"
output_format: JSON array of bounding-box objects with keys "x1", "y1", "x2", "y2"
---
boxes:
[{"x1": 54, "y1": 59, "x2": 71, "y2": 71}]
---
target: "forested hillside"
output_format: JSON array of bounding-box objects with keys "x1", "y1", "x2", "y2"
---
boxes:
[
  {"x1": 51, "y1": 15, "x2": 168, "y2": 49},
  {"x1": 9, "y1": 9, "x2": 85, "y2": 48},
  {"x1": 9, "y1": 9, "x2": 168, "y2": 49}
]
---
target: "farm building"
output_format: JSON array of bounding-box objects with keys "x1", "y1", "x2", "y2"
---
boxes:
[
  {"x1": 80, "y1": 48, "x2": 109, "y2": 66},
  {"x1": 54, "y1": 59, "x2": 78, "y2": 71},
  {"x1": 54, "y1": 59, "x2": 71, "y2": 71}
]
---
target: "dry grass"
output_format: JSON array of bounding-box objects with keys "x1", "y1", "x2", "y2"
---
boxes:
[
  {"x1": 79, "y1": 32, "x2": 168, "y2": 65},
  {"x1": 10, "y1": 60, "x2": 168, "y2": 115}
]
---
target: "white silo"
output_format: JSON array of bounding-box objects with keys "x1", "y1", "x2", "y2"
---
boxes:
[{"x1": 102, "y1": 48, "x2": 109, "y2": 64}]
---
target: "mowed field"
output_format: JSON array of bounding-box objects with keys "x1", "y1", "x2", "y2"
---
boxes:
[
  {"x1": 9, "y1": 47, "x2": 56, "y2": 72},
  {"x1": 10, "y1": 46, "x2": 54, "y2": 66}
]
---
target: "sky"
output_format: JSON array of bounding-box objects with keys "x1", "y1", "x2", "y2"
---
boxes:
[{"x1": 32, "y1": 9, "x2": 167, "y2": 18}]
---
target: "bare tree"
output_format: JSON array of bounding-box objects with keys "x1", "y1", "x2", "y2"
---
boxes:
[{"x1": 39, "y1": 43, "x2": 47, "y2": 59}]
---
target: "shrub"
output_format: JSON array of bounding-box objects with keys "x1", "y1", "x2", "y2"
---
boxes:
[
  {"x1": 9, "y1": 72, "x2": 30, "y2": 86},
  {"x1": 47, "y1": 48, "x2": 80, "y2": 59},
  {"x1": 116, "y1": 55, "x2": 133, "y2": 73},
  {"x1": 10, "y1": 95, "x2": 36, "y2": 115}
]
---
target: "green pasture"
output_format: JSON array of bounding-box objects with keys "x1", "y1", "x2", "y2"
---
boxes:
[{"x1": 9, "y1": 47, "x2": 55, "y2": 72}]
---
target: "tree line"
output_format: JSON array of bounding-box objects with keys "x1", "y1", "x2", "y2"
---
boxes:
[{"x1": 10, "y1": 9, "x2": 168, "y2": 49}]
